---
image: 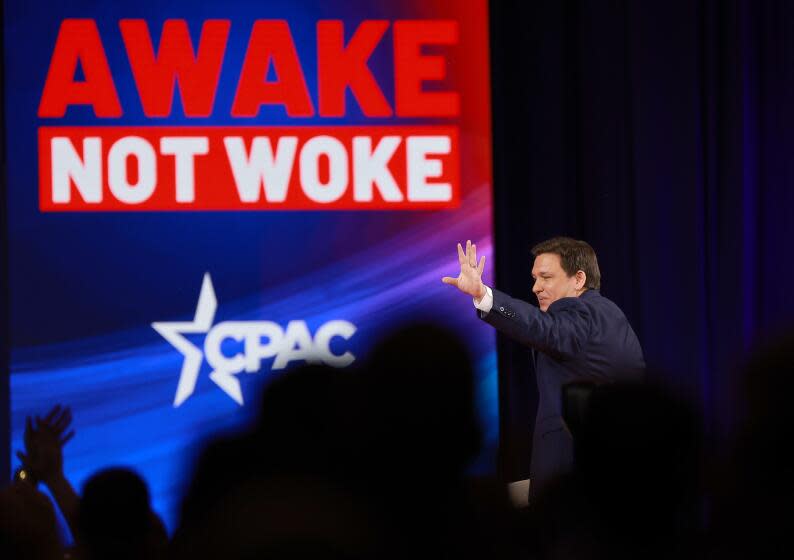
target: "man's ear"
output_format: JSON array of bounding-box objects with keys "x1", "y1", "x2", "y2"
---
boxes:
[{"x1": 575, "y1": 270, "x2": 587, "y2": 290}]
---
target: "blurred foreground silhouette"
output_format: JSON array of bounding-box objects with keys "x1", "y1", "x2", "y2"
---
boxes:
[{"x1": 5, "y1": 325, "x2": 794, "y2": 559}]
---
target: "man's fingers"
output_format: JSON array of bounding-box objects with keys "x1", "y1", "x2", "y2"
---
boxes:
[
  {"x1": 53, "y1": 408, "x2": 72, "y2": 434},
  {"x1": 477, "y1": 255, "x2": 486, "y2": 276},
  {"x1": 60, "y1": 430, "x2": 76, "y2": 446},
  {"x1": 471, "y1": 243, "x2": 478, "y2": 267},
  {"x1": 441, "y1": 276, "x2": 458, "y2": 286},
  {"x1": 457, "y1": 243, "x2": 466, "y2": 265},
  {"x1": 53, "y1": 417, "x2": 68, "y2": 434},
  {"x1": 43, "y1": 405, "x2": 61, "y2": 425}
]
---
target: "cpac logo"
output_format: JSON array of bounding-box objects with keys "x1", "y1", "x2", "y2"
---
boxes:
[{"x1": 152, "y1": 273, "x2": 356, "y2": 407}]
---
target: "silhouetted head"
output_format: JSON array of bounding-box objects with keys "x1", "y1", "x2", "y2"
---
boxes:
[
  {"x1": 578, "y1": 382, "x2": 699, "y2": 502},
  {"x1": 255, "y1": 364, "x2": 360, "y2": 479},
  {"x1": 79, "y1": 467, "x2": 159, "y2": 559},
  {"x1": 722, "y1": 331, "x2": 794, "y2": 552},
  {"x1": 741, "y1": 332, "x2": 794, "y2": 440},
  {"x1": 528, "y1": 381, "x2": 701, "y2": 560},
  {"x1": 365, "y1": 323, "x2": 481, "y2": 476}
]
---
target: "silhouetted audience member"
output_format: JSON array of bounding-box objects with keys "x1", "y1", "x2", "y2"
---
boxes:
[
  {"x1": 363, "y1": 323, "x2": 482, "y2": 478},
  {"x1": 711, "y1": 332, "x2": 794, "y2": 558},
  {"x1": 29, "y1": 323, "x2": 794, "y2": 559},
  {"x1": 16, "y1": 405, "x2": 81, "y2": 540},
  {"x1": 0, "y1": 477, "x2": 62, "y2": 560},
  {"x1": 359, "y1": 323, "x2": 491, "y2": 558},
  {"x1": 12, "y1": 405, "x2": 167, "y2": 560},
  {"x1": 172, "y1": 364, "x2": 379, "y2": 559},
  {"x1": 528, "y1": 380, "x2": 702, "y2": 560},
  {"x1": 172, "y1": 324, "x2": 517, "y2": 559},
  {"x1": 77, "y1": 467, "x2": 167, "y2": 560}
]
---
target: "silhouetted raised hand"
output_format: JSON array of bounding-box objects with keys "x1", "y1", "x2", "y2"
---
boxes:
[
  {"x1": 16, "y1": 404, "x2": 80, "y2": 539},
  {"x1": 18, "y1": 404, "x2": 74, "y2": 485}
]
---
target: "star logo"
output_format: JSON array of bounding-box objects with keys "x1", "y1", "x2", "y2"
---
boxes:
[
  {"x1": 152, "y1": 273, "x2": 243, "y2": 407},
  {"x1": 153, "y1": 273, "x2": 358, "y2": 407}
]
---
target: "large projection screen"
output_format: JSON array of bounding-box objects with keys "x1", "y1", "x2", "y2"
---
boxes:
[{"x1": 4, "y1": 0, "x2": 495, "y2": 530}]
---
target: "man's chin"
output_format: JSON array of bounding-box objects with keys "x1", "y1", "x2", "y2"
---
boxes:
[{"x1": 539, "y1": 303, "x2": 549, "y2": 312}]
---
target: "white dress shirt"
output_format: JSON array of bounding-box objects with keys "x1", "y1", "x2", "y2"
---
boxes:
[{"x1": 473, "y1": 285, "x2": 494, "y2": 313}]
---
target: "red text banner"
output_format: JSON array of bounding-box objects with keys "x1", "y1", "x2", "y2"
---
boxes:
[{"x1": 38, "y1": 126, "x2": 459, "y2": 211}]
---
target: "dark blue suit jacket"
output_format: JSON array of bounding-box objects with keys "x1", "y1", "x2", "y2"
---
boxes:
[{"x1": 478, "y1": 288, "x2": 645, "y2": 491}]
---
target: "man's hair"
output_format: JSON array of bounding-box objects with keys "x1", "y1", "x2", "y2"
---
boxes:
[{"x1": 531, "y1": 237, "x2": 601, "y2": 290}]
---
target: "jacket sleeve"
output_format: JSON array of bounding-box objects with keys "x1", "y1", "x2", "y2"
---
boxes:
[{"x1": 477, "y1": 288, "x2": 591, "y2": 360}]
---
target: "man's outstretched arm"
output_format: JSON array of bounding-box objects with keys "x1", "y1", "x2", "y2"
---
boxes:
[
  {"x1": 478, "y1": 288, "x2": 591, "y2": 360},
  {"x1": 442, "y1": 240, "x2": 590, "y2": 360}
]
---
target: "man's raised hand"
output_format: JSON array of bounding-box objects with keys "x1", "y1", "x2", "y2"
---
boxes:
[
  {"x1": 442, "y1": 240, "x2": 487, "y2": 299},
  {"x1": 17, "y1": 404, "x2": 74, "y2": 484}
]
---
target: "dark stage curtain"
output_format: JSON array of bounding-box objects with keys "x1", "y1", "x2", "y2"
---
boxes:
[{"x1": 490, "y1": 0, "x2": 794, "y2": 480}]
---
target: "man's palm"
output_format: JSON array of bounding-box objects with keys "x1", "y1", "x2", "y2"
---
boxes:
[{"x1": 442, "y1": 240, "x2": 486, "y2": 298}]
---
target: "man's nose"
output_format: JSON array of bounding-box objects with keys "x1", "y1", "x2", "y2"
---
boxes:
[{"x1": 532, "y1": 279, "x2": 541, "y2": 293}]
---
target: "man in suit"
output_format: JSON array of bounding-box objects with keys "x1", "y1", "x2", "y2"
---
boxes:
[{"x1": 442, "y1": 237, "x2": 645, "y2": 494}]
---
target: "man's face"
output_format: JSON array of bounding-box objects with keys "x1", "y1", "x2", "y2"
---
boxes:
[{"x1": 531, "y1": 253, "x2": 581, "y2": 312}]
